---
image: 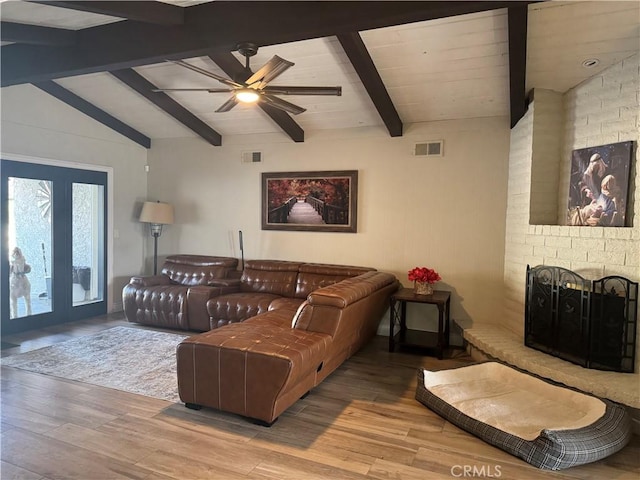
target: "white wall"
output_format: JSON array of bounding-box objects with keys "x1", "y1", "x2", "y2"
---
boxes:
[
  {"x1": 1, "y1": 84, "x2": 149, "y2": 311},
  {"x1": 0, "y1": 83, "x2": 512, "y2": 331},
  {"x1": 147, "y1": 117, "x2": 511, "y2": 331},
  {"x1": 503, "y1": 55, "x2": 640, "y2": 346}
]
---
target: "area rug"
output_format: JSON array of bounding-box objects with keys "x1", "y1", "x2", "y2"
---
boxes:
[{"x1": 1, "y1": 326, "x2": 189, "y2": 402}]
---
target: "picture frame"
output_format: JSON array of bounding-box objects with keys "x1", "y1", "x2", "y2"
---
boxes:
[
  {"x1": 567, "y1": 141, "x2": 634, "y2": 227},
  {"x1": 262, "y1": 170, "x2": 358, "y2": 232}
]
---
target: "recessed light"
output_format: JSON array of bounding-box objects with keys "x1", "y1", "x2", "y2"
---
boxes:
[{"x1": 582, "y1": 58, "x2": 600, "y2": 68}]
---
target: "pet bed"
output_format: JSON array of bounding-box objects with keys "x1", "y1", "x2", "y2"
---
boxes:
[{"x1": 415, "y1": 362, "x2": 631, "y2": 470}]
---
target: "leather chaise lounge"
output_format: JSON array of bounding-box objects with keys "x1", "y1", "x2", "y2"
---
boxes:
[
  {"x1": 123, "y1": 255, "x2": 400, "y2": 425},
  {"x1": 177, "y1": 270, "x2": 398, "y2": 425}
]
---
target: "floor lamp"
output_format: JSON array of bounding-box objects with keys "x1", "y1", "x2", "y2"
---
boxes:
[{"x1": 139, "y1": 201, "x2": 174, "y2": 275}]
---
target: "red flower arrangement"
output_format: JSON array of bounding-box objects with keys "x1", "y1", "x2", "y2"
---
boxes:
[{"x1": 408, "y1": 267, "x2": 441, "y2": 284}]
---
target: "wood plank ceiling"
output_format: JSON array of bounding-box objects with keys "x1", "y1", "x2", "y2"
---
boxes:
[{"x1": 1, "y1": 1, "x2": 638, "y2": 148}]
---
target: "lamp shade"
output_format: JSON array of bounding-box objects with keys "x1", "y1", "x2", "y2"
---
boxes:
[{"x1": 139, "y1": 201, "x2": 174, "y2": 225}]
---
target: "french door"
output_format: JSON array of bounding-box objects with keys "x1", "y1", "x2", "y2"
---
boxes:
[{"x1": 1, "y1": 160, "x2": 107, "y2": 334}]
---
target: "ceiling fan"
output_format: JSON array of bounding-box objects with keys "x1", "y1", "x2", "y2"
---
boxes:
[{"x1": 154, "y1": 42, "x2": 342, "y2": 115}]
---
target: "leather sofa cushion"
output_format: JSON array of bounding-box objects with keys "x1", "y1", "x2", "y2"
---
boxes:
[
  {"x1": 244, "y1": 308, "x2": 295, "y2": 328},
  {"x1": 239, "y1": 260, "x2": 301, "y2": 297},
  {"x1": 208, "y1": 292, "x2": 281, "y2": 329},
  {"x1": 162, "y1": 255, "x2": 238, "y2": 287},
  {"x1": 268, "y1": 297, "x2": 305, "y2": 316}
]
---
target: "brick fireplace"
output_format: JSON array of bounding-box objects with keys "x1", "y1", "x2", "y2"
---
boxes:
[{"x1": 464, "y1": 55, "x2": 639, "y2": 430}]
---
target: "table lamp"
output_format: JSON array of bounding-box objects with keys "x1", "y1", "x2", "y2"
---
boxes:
[{"x1": 139, "y1": 200, "x2": 174, "y2": 275}]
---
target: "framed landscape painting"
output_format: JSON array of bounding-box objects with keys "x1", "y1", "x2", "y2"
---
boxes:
[
  {"x1": 262, "y1": 170, "x2": 358, "y2": 232},
  {"x1": 567, "y1": 141, "x2": 634, "y2": 227}
]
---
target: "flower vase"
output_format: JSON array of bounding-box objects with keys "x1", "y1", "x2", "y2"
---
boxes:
[{"x1": 414, "y1": 281, "x2": 433, "y2": 295}]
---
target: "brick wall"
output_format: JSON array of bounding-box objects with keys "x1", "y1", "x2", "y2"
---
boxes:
[
  {"x1": 502, "y1": 54, "x2": 640, "y2": 353},
  {"x1": 530, "y1": 90, "x2": 563, "y2": 225}
]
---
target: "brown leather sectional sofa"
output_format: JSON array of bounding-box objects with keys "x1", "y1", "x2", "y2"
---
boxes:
[{"x1": 123, "y1": 255, "x2": 399, "y2": 425}]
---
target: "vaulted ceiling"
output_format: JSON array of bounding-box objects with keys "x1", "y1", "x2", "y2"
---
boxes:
[{"x1": 1, "y1": 1, "x2": 638, "y2": 148}]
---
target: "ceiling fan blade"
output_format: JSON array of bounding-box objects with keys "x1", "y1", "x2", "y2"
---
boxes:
[
  {"x1": 259, "y1": 94, "x2": 306, "y2": 115},
  {"x1": 215, "y1": 95, "x2": 239, "y2": 113},
  {"x1": 152, "y1": 88, "x2": 233, "y2": 93},
  {"x1": 245, "y1": 55, "x2": 294, "y2": 87},
  {"x1": 262, "y1": 86, "x2": 342, "y2": 96},
  {"x1": 169, "y1": 60, "x2": 243, "y2": 88}
]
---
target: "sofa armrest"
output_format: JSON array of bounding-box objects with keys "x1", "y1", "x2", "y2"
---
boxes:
[
  {"x1": 128, "y1": 275, "x2": 171, "y2": 287},
  {"x1": 293, "y1": 271, "x2": 399, "y2": 336},
  {"x1": 122, "y1": 275, "x2": 172, "y2": 323},
  {"x1": 305, "y1": 271, "x2": 397, "y2": 308},
  {"x1": 186, "y1": 284, "x2": 240, "y2": 331}
]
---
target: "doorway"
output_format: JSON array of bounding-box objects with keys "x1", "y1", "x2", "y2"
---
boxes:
[{"x1": 1, "y1": 160, "x2": 107, "y2": 334}]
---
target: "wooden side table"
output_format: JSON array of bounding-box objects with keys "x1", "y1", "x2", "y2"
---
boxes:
[{"x1": 389, "y1": 288, "x2": 451, "y2": 359}]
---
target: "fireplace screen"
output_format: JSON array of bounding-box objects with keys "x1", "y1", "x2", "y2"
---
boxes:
[{"x1": 525, "y1": 265, "x2": 638, "y2": 373}]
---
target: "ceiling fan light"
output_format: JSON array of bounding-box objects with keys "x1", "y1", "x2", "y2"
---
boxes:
[{"x1": 235, "y1": 89, "x2": 260, "y2": 103}]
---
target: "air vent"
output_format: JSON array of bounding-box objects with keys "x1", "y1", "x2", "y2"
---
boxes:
[
  {"x1": 414, "y1": 140, "x2": 444, "y2": 157},
  {"x1": 241, "y1": 151, "x2": 262, "y2": 163}
]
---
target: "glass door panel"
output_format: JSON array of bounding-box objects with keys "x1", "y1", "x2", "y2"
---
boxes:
[
  {"x1": 2, "y1": 159, "x2": 107, "y2": 334},
  {"x1": 7, "y1": 177, "x2": 53, "y2": 319},
  {"x1": 72, "y1": 183, "x2": 104, "y2": 306}
]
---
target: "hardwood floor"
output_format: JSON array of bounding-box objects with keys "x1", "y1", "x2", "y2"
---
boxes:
[{"x1": 1, "y1": 314, "x2": 638, "y2": 480}]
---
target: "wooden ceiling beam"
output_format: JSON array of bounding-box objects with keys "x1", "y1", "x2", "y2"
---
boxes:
[
  {"x1": 337, "y1": 32, "x2": 402, "y2": 137},
  {"x1": 208, "y1": 52, "x2": 305, "y2": 143},
  {"x1": 187, "y1": 2, "x2": 528, "y2": 46},
  {"x1": 2, "y1": 1, "x2": 538, "y2": 87},
  {"x1": 1, "y1": 21, "x2": 76, "y2": 46},
  {"x1": 32, "y1": 80, "x2": 150, "y2": 148},
  {"x1": 29, "y1": 1, "x2": 184, "y2": 25},
  {"x1": 508, "y1": 5, "x2": 529, "y2": 129},
  {"x1": 1, "y1": 22, "x2": 204, "y2": 87},
  {"x1": 110, "y1": 69, "x2": 222, "y2": 146}
]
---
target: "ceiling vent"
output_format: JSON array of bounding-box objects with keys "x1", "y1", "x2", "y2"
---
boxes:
[
  {"x1": 242, "y1": 151, "x2": 262, "y2": 163},
  {"x1": 414, "y1": 140, "x2": 444, "y2": 157}
]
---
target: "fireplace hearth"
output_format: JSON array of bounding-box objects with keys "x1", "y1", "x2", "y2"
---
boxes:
[{"x1": 525, "y1": 265, "x2": 638, "y2": 373}]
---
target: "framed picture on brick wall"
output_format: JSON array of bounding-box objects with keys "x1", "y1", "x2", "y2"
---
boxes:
[{"x1": 567, "y1": 141, "x2": 634, "y2": 227}]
